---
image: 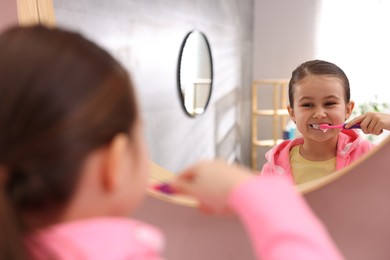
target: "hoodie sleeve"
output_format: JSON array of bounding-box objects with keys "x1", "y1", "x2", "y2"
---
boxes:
[{"x1": 228, "y1": 176, "x2": 344, "y2": 260}]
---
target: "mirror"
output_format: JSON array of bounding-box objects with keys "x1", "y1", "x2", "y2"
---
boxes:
[
  {"x1": 177, "y1": 30, "x2": 213, "y2": 118},
  {"x1": 24, "y1": 0, "x2": 389, "y2": 194}
]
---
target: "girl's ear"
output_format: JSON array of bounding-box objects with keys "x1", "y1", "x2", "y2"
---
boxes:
[
  {"x1": 287, "y1": 105, "x2": 295, "y2": 122},
  {"x1": 102, "y1": 133, "x2": 130, "y2": 192},
  {"x1": 345, "y1": 100, "x2": 355, "y2": 120}
]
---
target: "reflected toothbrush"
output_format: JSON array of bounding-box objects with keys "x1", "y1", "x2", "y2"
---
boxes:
[
  {"x1": 319, "y1": 123, "x2": 361, "y2": 129},
  {"x1": 312, "y1": 123, "x2": 361, "y2": 132}
]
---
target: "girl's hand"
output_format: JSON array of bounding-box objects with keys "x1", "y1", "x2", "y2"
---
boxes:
[
  {"x1": 171, "y1": 160, "x2": 254, "y2": 215},
  {"x1": 345, "y1": 112, "x2": 390, "y2": 135}
]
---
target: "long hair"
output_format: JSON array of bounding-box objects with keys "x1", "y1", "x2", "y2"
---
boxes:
[{"x1": 0, "y1": 25, "x2": 139, "y2": 259}]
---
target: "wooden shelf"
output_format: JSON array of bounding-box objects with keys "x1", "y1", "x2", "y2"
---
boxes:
[
  {"x1": 252, "y1": 139, "x2": 284, "y2": 147},
  {"x1": 253, "y1": 109, "x2": 289, "y2": 116},
  {"x1": 251, "y1": 79, "x2": 289, "y2": 170}
]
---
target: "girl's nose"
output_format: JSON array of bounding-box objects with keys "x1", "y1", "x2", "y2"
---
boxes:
[{"x1": 313, "y1": 109, "x2": 326, "y2": 118}]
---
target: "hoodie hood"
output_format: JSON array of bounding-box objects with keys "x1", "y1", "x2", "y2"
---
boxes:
[
  {"x1": 264, "y1": 129, "x2": 370, "y2": 176},
  {"x1": 336, "y1": 129, "x2": 363, "y2": 156}
]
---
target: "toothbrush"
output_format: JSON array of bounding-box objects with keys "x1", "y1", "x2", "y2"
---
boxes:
[
  {"x1": 313, "y1": 123, "x2": 361, "y2": 130},
  {"x1": 152, "y1": 183, "x2": 177, "y2": 195},
  {"x1": 319, "y1": 123, "x2": 361, "y2": 129}
]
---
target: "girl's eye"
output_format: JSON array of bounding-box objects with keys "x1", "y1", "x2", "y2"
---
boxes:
[
  {"x1": 325, "y1": 102, "x2": 337, "y2": 106},
  {"x1": 301, "y1": 103, "x2": 313, "y2": 107}
]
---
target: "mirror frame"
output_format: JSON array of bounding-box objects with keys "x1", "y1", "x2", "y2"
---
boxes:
[{"x1": 176, "y1": 30, "x2": 214, "y2": 118}]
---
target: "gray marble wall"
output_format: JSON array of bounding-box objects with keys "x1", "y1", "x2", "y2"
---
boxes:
[{"x1": 53, "y1": 0, "x2": 254, "y2": 173}]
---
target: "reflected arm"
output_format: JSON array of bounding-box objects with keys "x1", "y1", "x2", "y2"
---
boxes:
[{"x1": 229, "y1": 176, "x2": 344, "y2": 260}]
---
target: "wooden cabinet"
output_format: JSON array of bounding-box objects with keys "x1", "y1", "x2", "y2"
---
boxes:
[{"x1": 251, "y1": 79, "x2": 290, "y2": 170}]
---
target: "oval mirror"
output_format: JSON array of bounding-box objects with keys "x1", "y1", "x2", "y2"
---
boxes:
[{"x1": 177, "y1": 30, "x2": 213, "y2": 117}]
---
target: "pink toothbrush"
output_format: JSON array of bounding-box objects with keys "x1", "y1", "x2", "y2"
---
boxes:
[
  {"x1": 317, "y1": 123, "x2": 361, "y2": 130},
  {"x1": 152, "y1": 183, "x2": 177, "y2": 195}
]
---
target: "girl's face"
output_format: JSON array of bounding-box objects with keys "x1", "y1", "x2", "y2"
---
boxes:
[{"x1": 288, "y1": 75, "x2": 354, "y2": 143}]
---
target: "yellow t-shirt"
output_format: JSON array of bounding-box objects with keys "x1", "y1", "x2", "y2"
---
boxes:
[{"x1": 290, "y1": 145, "x2": 336, "y2": 185}]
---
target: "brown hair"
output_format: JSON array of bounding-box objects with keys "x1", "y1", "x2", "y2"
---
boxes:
[
  {"x1": 288, "y1": 59, "x2": 350, "y2": 108},
  {"x1": 0, "y1": 25, "x2": 138, "y2": 259}
]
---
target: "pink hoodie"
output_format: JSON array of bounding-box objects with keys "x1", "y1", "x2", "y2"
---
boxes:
[
  {"x1": 260, "y1": 130, "x2": 374, "y2": 183},
  {"x1": 26, "y1": 218, "x2": 164, "y2": 259},
  {"x1": 26, "y1": 176, "x2": 343, "y2": 260}
]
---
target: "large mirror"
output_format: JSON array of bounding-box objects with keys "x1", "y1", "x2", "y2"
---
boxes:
[
  {"x1": 15, "y1": 0, "x2": 390, "y2": 193},
  {"x1": 177, "y1": 30, "x2": 213, "y2": 118},
  {"x1": 12, "y1": 3, "x2": 390, "y2": 259}
]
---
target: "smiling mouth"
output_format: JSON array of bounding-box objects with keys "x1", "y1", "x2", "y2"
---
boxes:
[{"x1": 309, "y1": 124, "x2": 328, "y2": 133}]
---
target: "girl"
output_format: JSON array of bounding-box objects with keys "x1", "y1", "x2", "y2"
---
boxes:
[
  {"x1": 0, "y1": 26, "x2": 342, "y2": 259},
  {"x1": 260, "y1": 60, "x2": 390, "y2": 185}
]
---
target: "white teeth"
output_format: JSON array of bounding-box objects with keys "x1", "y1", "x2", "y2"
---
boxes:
[{"x1": 311, "y1": 124, "x2": 327, "y2": 133}]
